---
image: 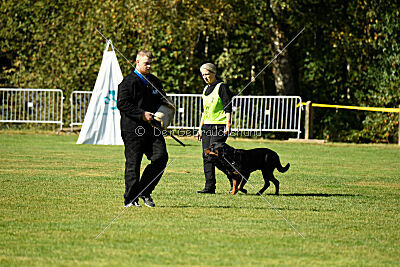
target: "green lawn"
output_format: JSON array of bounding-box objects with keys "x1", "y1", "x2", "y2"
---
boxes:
[{"x1": 1, "y1": 132, "x2": 399, "y2": 266}]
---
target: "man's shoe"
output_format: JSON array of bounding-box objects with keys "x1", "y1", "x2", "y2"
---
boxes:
[
  {"x1": 196, "y1": 188, "x2": 215, "y2": 194},
  {"x1": 140, "y1": 195, "x2": 155, "y2": 207},
  {"x1": 124, "y1": 201, "x2": 141, "y2": 208}
]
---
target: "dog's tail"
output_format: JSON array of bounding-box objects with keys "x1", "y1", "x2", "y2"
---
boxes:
[{"x1": 277, "y1": 162, "x2": 290, "y2": 173}]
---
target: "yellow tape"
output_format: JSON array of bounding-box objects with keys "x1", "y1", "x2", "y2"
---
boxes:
[{"x1": 298, "y1": 102, "x2": 400, "y2": 113}]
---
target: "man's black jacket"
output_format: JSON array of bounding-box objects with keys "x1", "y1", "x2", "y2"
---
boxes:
[{"x1": 117, "y1": 71, "x2": 169, "y2": 132}]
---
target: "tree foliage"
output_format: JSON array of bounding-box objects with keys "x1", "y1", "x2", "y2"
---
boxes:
[{"x1": 0, "y1": 0, "x2": 398, "y2": 142}]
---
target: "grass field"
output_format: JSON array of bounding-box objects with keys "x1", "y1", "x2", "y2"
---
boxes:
[{"x1": 1, "y1": 131, "x2": 400, "y2": 266}]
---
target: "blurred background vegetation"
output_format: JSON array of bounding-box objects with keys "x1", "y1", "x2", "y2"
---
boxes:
[{"x1": 0, "y1": 0, "x2": 399, "y2": 143}]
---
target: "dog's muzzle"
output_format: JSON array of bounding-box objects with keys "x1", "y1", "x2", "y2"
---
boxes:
[{"x1": 205, "y1": 149, "x2": 218, "y2": 157}]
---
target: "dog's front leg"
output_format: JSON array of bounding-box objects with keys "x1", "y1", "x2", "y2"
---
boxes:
[
  {"x1": 238, "y1": 178, "x2": 248, "y2": 194},
  {"x1": 230, "y1": 179, "x2": 238, "y2": 195}
]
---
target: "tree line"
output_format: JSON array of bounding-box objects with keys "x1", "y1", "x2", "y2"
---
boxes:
[{"x1": 1, "y1": 0, "x2": 399, "y2": 142}]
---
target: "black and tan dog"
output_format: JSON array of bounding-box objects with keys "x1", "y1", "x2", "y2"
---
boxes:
[{"x1": 205, "y1": 142, "x2": 290, "y2": 195}]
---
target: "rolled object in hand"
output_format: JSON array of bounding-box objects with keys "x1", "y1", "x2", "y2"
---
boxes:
[{"x1": 152, "y1": 104, "x2": 176, "y2": 130}]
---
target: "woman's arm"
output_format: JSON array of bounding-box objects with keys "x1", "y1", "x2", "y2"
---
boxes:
[
  {"x1": 225, "y1": 112, "x2": 231, "y2": 136},
  {"x1": 197, "y1": 113, "x2": 205, "y2": 141}
]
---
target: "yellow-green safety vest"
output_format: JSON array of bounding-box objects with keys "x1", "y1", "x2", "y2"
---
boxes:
[{"x1": 202, "y1": 82, "x2": 227, "y2": 124}]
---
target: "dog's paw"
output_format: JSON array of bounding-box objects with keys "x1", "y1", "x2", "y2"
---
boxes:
[{"x1": 230, "y1": 188, "x2": 238, "y2": 195}]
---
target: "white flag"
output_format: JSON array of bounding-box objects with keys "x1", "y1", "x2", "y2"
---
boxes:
[{"x1": 77, "y1": 40, "x2": 124, "y2": 145}]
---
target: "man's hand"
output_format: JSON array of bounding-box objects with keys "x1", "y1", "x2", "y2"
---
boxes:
[{"x1": 142, "y1": 112, "x2": 154, "y2": 122}]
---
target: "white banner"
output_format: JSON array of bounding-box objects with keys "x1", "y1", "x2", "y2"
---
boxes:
[{"x1": 77, "y1": 40, "x2": 124, "y2": 145}]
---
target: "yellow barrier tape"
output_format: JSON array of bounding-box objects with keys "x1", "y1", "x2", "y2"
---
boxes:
[{"x1": 298, "y1": 102, "x2": 400, "y2": 113}]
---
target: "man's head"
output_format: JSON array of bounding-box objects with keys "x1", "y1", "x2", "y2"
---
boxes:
[
  {"x1": 200, "y1": 63, "x2": 217, "y2": 85},
  {"x1": 136, "y1": 50, "x2": 153, "y2": 75}
]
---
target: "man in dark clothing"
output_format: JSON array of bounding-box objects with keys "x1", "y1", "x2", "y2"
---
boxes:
[
  {"x1": 117, "y1": 50, "x2": 170, "y2": 207},
  {"x1": 196, "y1": 63, "x2": 233, "y2": 194}
]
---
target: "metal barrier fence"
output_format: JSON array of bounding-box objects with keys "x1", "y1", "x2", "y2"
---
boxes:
[
  {"x1": 69, "y1": 91, "x2": 302, "y2": 138},
  {"x1": 168, "y1": 94, "x2": 203, "y2": 130},
  {"x1": 0, "y1": 88, "x2": 64, "y2": 131},
  {"x1": 232, "y1": 96, "x2": 302, "y2": 138},
  {"x1": 70, "y1": 91, "x2": 93, "y2": 130}
]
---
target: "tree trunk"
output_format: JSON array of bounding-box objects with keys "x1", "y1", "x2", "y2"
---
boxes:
[
  {"x1": 269, "y1": 23, "x2": 295, "y2": 95},
  {"x1": 268, "y1": 0, "x2": 295, "y2": 95}
]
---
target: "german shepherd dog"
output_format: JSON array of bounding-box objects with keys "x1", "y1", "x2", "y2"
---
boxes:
[{"x1": 205, "y1": 142, "x2": 290, "y2": 195}]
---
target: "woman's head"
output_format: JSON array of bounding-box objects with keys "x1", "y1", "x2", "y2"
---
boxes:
[{"x1": 200, "y1": 63, "x2": 217, "y2": 85}]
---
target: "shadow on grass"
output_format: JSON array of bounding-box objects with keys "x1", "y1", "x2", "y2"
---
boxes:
[
  {"x1": 165, "y1": 192, "x2": 360, "y2": 198},
  {"x1": 229, "y1": 192, "x2": 360, "y2": 198},
  {"x1": 158, "y1": 204, "x2": 280, "y2": 210},
  {"x1": 193, "y1": 191, "x2": 360, "y2": 198},
  {"x1": 158, "y1": 204, "x2": 318, "y2": 211},
  {"x1": 279, "y1": 193, "x2": 359, "y2": 197},
  {"x1": 159, "y1": 205, "x2": 235, "y2": 209},
  {"x1": 157, "y1": 192, "x2": 359, "y2": 210}
]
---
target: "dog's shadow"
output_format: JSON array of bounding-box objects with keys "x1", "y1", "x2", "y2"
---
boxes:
[
  {"x1": 278, "y1": 193, "x2": 359, "y2": 197},
  {"x1": 241, "y1": 192, "x2": 359, "y2": 197},
  {"x1": 158, "y1": 193, "x2": 359, "y2": 210}
]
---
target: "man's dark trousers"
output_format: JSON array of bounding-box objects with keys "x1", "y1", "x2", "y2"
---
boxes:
[
  {"x1": 201, "y1": 124, "x2": 228, "y2": 191},
  {"x1": 122, "y1": 129, "x2": 168, "y2": 205}
]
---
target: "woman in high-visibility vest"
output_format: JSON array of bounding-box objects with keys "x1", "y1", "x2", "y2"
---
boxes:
[{"x1": 196, "y1": 63, "x2": 232, "y2": 194}]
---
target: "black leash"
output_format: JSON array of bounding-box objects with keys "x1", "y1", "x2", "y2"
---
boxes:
[{"x1": 150, "y1": 115, "x2": 186, "y2": 147}]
